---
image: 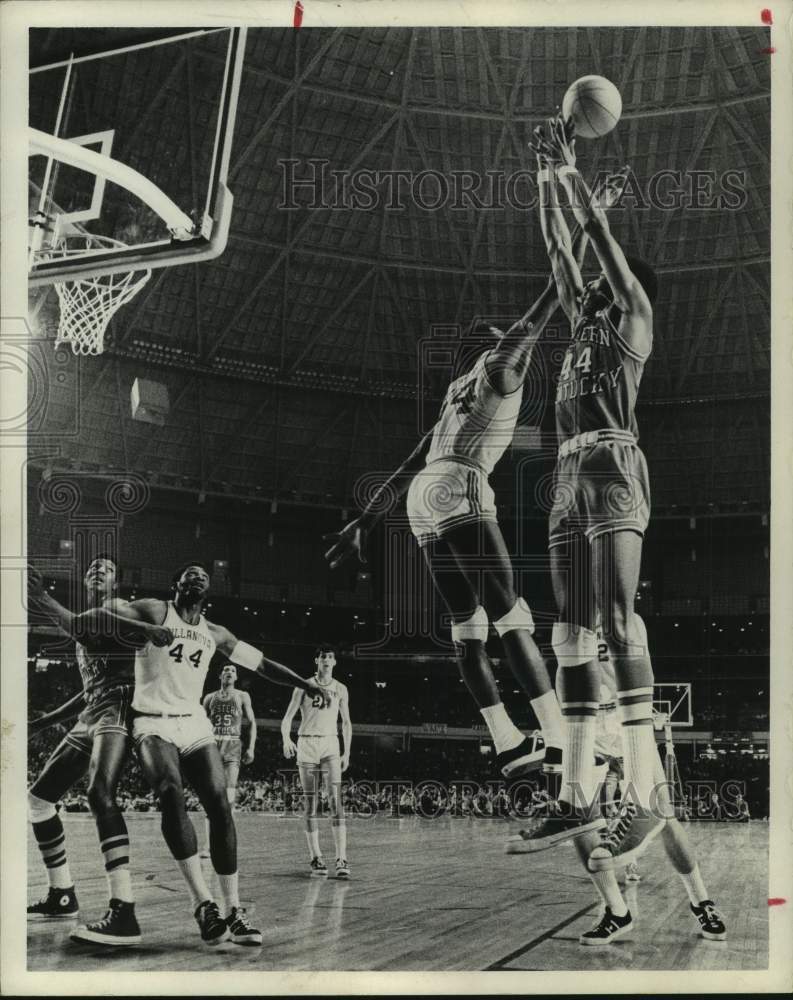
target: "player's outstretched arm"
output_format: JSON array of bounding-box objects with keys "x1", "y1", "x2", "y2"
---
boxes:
[
  {"x1": 28, "y1": 690, "x2": 86, "y2": 739},
  {"x1": 210, "y1": 624, "x2": 332, "y2": 704},
  {"x1": 323, "y1": 429, "x2": 434, "y2": 570},
  {"x1": 530, "y1": 122, "x2": 584, "y2": 323},
  {"x1": 551, "y1": 117, "x2": 651, "y2": 323},
  {"x1": 27, "y1": 565, "x2": 76, "y2": 636},
  {"x1": 72, "y1": 598, "x2": 173, "y2": 648},
  {"x1": 281, "y1": 688, "x2": 302, "y2": 759},
  {"x1": 242, "y1": 691, "x2": 257, "y2": 763}
]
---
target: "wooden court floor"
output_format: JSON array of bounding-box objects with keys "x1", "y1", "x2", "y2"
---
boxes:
[{"x1": 27, "y1": 814, "x2": 768, "y2": 972}]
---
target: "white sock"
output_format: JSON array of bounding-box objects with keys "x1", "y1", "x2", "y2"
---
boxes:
[
  {"x1": 305, "y1": 829, "x2": 320, "y2": 859},
  {"x1": 559, "y1": 717, "x2": 597, "y2": 809},
  {"x1": 217, "y1": 871, "x2": 240, "y2": 916},
  {"x1": 331, "y1": 820, "x2": 347, "y2": 860},
  {"x1": 621, "y1": 721, "x2": 657, "y2": 809},
  {"x1": 108, "y1": 867, "x2": 133, "y2": 903},
  {"x1": 49, "y1": 863, "x2": 73, "y2": 890},
  {"x1": 480, "y1": 703, "x2": 524, "y2": 754},
  {"x1": 590, "y1": 870, "x2": 628, "y2": 917},
  {"x1": 177, "y1": 855, "x2": 213, "y2": 910},
  {"x1": 679, "y1": 865, "x2": 709, "y2": 906},
  {"x1": 530, "y1": 690, "x2": 565, "y2": 748}
]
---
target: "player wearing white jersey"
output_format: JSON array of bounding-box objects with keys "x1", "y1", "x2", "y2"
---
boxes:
[
  {"x1": 281, "y1": 646, "x2": 352, "y2": 879},
  {"x1": 325, "y1": 170, "x2": 628, "y2": 787},
  {"x1": 90, "y1": 561, "x2": 331, "y2": 948}
]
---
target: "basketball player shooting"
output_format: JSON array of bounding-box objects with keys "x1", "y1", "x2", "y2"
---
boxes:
[
  {"x1": 199, "y1": 665, "x2": 257, "y2": 858},
  {"x1": 510, "y1": 113, "x2": 662, "y2": 862},
  {"x1": 323, "y1": 168, "x2": 628, "y2": 784},
  {"x1": 77, "y1": 562, "x2": 332, "y2": 947},
  {"x1": 281, "y1": 645, "x2": 352, "y2": 879},
  {"x1": 26, "y1": 558, "x2": 172, "y2": 946}
]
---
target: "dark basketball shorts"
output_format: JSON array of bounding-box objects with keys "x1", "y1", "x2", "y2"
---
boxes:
[
  {"x1": 548, "y1": 437, "x2": 650, "y2": 549},
  {"x1": 63, "y1": 683, "x2": 134, "y2": 756},
  {"x1": 216, "y1": 736, "x2": 242, "y2": 766}
]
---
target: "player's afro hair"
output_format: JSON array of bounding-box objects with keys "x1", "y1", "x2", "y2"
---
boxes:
[{"x1": 171, "y1": 560, "x2": 212, "y2": 585}]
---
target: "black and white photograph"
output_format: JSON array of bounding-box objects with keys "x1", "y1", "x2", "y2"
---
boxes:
[{"x1": 1, "y1": 1, "x2": 792, "y2": 993}]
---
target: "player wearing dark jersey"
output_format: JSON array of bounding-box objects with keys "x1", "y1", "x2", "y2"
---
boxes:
[
  {"x1": 199, "y1": 665, "x2": 256, "y2": 858},
  {"x1": 511, "y1": 115, "x2": 662, "y2": 864},
  {"x1": 26, "y1": 558, "x2": 172, "y2": 944}
]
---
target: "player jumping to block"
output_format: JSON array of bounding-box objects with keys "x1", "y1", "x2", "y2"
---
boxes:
[
  {"x1": 79, "y1": 562, "x2": 331, "y2": 947},
  {"x1": 199, "y1": 665, "x2": 256, "y2": 859},
  {"x1": 512, "y1": 115, "x2": 663, "y2": 861},
  {"x1": 324, "y1": 169, "x2": 628, "y2": 783},
  {"x1": 281, "y1": 646, "x2": 353, "y2": 879}
]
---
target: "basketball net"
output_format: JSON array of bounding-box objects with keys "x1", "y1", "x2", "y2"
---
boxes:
[{"x1": 43, "y1": 234, "x2": 151, "y2": 355}]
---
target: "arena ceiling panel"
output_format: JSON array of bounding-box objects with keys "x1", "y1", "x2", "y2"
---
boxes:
[{"x1": 29, "y1": 26, "x2": 770, "y2": 514}]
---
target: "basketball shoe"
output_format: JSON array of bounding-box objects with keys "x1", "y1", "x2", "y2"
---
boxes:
[
  {"x1": 579, "y1": 907, "x2": 634, "y2": 946},
  {"x1": 690, "y1": 900, "x2": 727, "y2": 941},
  {"x1": 227, "y1": 906, "x2": 262, "y2": 946},
  {"x1": 505, "y1": 805, "x2": 604, "y2": 854},
  {"x1": 195, "y1": 899, "x2": 230, "y2": 945},
  {"x1": 335, "y1": 858, "x2": 350, "y2": 880},
  {"x1": 310, "y1": 856, "x2": 328, "y2": 877},
  {"x1": 27, "y1": 886, "x2": 78, "y2": 919},
  {"x1": 588, "y1": 802, "x2": 665, "y2": 871},
  {"x1": 70, "y1": 899, "x2": 141, "y2": 946}
]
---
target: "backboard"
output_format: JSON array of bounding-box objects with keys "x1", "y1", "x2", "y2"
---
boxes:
[
  {"x1": 28, "y1": 27, "x2": 246, "y2": 285},
  {"x1": 653, "y1": 682, "x2": 693, "y2": 728}
]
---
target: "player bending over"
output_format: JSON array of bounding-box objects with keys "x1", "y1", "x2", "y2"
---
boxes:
[
  {"x1": 512, "y1": 116, "x2": 662, "y2": 862},
  {"x1": 199, "y1": 665, "x2": 256, "y2": 858},
  {"x1": 79, "y1": 562, "x2": 331, "y2": 947},
  {"x1": 26, "y1": 557, "x2": 172, "y2": 945},
  {"x1": 281, "y1": 646, "x2": 353, "y2": 879}
]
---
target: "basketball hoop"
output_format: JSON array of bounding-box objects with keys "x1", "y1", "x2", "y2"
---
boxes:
[{"x1": 41, "y1": 234, "x2": 151, "y2": 355}]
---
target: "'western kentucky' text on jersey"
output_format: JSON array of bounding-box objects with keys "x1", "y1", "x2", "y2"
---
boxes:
[
  {"x1": 75, "y1": 598, "x2": 136, "y2": 702},
  {"x1": 425, "y1": 352, "x2": 522, "y2": 475},
  {"x1": 298, "y1": 678, "x2": 344, "y2": 737},
  {"x1": 555, "y1": 307, "x2": 651, "y2": 441},
  {"x1": 133, "y1": 602, "x2": 217, "y2": 714},
  {"x1": 205, "y1": 689, "x2": 244, "y2": 739}
]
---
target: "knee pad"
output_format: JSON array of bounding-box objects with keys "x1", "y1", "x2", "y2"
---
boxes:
[
  {"x1": 551, "y1": 622, "x2": 597, "y2": 667},
  {"x1": 493, "y1": 597, "x2": 535, "y2": 638},
  {"x1": 28, "y1": 792, "x2": 57, "y2": 824},
  {"x1": 451, "y1": 605, "x2": 489, "y2": 644}
]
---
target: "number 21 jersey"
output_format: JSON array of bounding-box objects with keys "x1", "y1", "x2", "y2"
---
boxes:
[{"x1": 133, "y1": 602, "x2": 216, "y2": 714}]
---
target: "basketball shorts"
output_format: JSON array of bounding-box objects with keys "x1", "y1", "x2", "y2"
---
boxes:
[
  {"x1": 132, "y1": 711, "x2": 215, "y2": 758},
  {"x1": 297, "y1": 735, "x2": 340, "y2": 767},
  {"x1": 406, "y1": 460, "x2": 497, "y2": 548},
  {"x1": 63, "y1": 684, "x2": 134, "y2": 756},
  {"x1": 216, "y1": 736, "x2": 243, "y2": 766},
  {"x1": 548, "y1": 437, "x2": 650, "y2": 548}
]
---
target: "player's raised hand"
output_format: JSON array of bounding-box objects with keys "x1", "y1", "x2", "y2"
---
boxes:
[
  {"x1": 323, "y1": 518, "x2": 368, "y2": 570},
  {"x1": 27, "y1": 565, "x2": 46, "y2": 601},
  {"x1": 283, "y1": 736, "x2": 297, "y2": 759},
  {"x1": 529, "y1": 122, "x2": 557, "y2": 165},
  {"x1": 548, "y1": 112, "x2": 577, "y2": 168}
]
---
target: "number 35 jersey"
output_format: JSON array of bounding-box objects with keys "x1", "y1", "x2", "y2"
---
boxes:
[
  {"x1": 133, "y1": 602, "x2": 216, "y2": 715},
  {"x1": 425, "y1": 352, "x2": 522, "y2": 475}
]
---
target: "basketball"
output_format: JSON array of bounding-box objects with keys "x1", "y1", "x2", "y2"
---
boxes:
[{"x1": 562, "y1": 75, "x2": 622, "y2": 138}]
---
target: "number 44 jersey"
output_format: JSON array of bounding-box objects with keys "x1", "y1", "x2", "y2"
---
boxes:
[{"x1": 133, "y1": 602, "x2": 217, "y2": 715}]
